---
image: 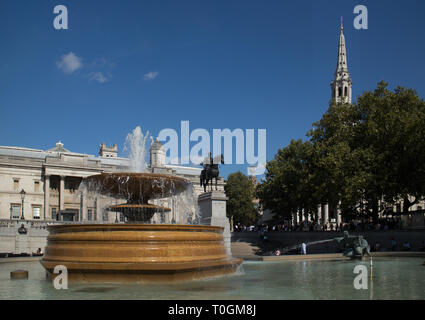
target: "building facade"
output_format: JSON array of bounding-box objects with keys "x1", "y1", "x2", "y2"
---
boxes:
[{"x1": 0, "y1": 141, "x2": 224, "y2": 225}]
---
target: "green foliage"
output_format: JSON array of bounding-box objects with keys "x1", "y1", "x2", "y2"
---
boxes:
[
  {"x1": 224, "y1": 171, "x2": 257, "y2": 225},
  {"x1": 257, "y1": 140, "x2": 317, "y2": 220},
  {"x1": 258, "y1": 81, "x2": 425, "y2": 221}
]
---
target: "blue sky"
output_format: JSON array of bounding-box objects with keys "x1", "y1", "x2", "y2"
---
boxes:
[{"x1": 1, "y1": 0, "x2": 424, "y2": 178}]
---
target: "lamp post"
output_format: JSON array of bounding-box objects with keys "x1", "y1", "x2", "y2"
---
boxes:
[
  {"x1": 20, "y1": 189, "x2": 26, "y2": 220},
  {"x1": 115, "y1": 199, "x2": 118, "y2": 223}
]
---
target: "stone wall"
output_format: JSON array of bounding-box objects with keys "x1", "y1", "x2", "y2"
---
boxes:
[
  {"x1": 231, "y1": 230, "x2": 425, "y2": 256},
  {"x1": 0, "y1": 221, "x2": 48, "y2": 255}
]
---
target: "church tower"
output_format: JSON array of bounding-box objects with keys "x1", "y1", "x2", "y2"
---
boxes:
[{"x1": 331, "y1": 17, "x2": 352, "y2": 104}]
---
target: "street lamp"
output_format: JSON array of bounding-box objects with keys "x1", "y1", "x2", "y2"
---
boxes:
[
  {"x1": 114, "y1": 199, "x2": 118, "y2": 223},
  {"x1": 19, "y1": 189, "x2": 26, "y2": 220}
]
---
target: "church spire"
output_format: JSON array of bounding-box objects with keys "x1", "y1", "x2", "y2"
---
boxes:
[{"x1": 331, "y1": 17, "x2": 352, "y2": 104}]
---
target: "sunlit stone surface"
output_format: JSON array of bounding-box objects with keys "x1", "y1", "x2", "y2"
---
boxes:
[{"x1": 41, "y1": 224, "x2": 242, "y2": 283}]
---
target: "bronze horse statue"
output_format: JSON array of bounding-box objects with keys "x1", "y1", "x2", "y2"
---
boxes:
[{"x1": 200, "y1": 153, "x2": 224, "y2": 192}]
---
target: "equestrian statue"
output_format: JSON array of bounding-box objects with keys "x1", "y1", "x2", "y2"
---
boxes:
[{"x1": 200, "y1": 153, "x2": 224, "y2": 193}]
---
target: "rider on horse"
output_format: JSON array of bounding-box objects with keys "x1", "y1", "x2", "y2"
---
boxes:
[{"x1": 200, "y1": 152, "x2": 224, "y2": 192}]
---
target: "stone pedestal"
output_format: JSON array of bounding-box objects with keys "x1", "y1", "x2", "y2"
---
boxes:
[
  {"x1": 198, "y1": 191, "x2": 232, "y2": 256},
  {"x1": 15, "y1": 234, "x2": 30, "y2": 255}
]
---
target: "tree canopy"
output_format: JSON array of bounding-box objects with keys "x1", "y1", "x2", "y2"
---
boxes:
[
  {"x1": 224, "y1": 171, "x2": 258, "y2": 225},
  {"x1": 257, "y1": 81, "x2": 425, "y2": 221}
]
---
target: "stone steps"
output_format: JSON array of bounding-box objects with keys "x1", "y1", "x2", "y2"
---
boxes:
[{"x1": 231, "y1": 242, "x2": 260, "y2": 257}]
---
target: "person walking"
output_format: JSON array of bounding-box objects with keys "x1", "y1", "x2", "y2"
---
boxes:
[{"x1": 301, "y1": 242, "x2": 307, "y2": 255}]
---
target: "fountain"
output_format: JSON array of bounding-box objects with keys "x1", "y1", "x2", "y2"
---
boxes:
[
  {"x1": 264, "y1": 232, "x2": 370, "y2": 258},
  {"x1": 335, "y1": 231, "x2": 370, "y2": 259},
  {"x1": 40, "y1": 127, "x2": 242, "y2": 283}
]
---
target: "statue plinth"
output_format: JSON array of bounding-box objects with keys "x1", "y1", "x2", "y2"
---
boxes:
[{"x1": 198, "y1": 191, "x2": 232, "y2": 256}]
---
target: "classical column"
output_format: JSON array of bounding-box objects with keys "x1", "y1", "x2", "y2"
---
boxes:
[
  {"x1": 336, "y1": 205, "x2": 342, "y2": 226},
  {"x1": 317, "y1": 205, "x2": 322, "y2": 224},
  {"x1": 323, "y1": 204, "x2": 329, "y2": 226},
  {"x1": 95, "y1": 197, "x2": 101, "y2": 222},
  {"x1": 44, "y1": 175, "x2": 50, "y2": 221},
  {"x1": 59, "y1": 176, "x2": 65, "y2": 216},
  {"x1": 81, "y1": 192, "x2": 88, "y2": 222},
  {"x1": 304, "y1": 209, "x2": 310, "y2": 222},
  {"x1": 293, "y1": 211, "x2": 298, "y2": 227}
]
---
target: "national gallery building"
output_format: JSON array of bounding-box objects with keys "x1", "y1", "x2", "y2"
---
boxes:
[{"x1": 0, "y1": 141, "x2": 224, "y2": 224}]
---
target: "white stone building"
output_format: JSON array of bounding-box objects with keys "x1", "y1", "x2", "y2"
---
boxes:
[{"x1": 0, "y1": 140, "x2": 224, "y2": 225}]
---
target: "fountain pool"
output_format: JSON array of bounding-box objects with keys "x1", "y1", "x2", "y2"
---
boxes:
[{"x1": 1, "y1": 257, "x2": 424, "y2": 299}]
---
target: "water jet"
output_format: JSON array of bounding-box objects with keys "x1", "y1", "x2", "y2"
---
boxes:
[{"x1": 40, "y1": 127, "x2": 242, "y2": 283}]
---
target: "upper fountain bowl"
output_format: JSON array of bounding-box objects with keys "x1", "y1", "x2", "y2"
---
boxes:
[{"x1": 83, "y1": 172, "x2": 192, "y2": 203}]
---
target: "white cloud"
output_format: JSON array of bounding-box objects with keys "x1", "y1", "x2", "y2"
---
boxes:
[
  {"x1": 89, "y1": 72, "x2": 110, "y2": 83},
  {"x1": 144, "y1": 71, "x2": 159, "y2": 80},
  {"x1": 56, "y1": 52, "x2": 83, "y2": 74}
]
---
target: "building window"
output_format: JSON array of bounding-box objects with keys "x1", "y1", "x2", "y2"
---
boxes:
[
  {"x1": 119, "y1": 213, "x2": 125, "y2": 222},
  {"x1": 13, "y1": 179, "x2": 19, "y2": 191},
  {"x1": 102, "y1": 210, "x2": 108, "y2": 222},
  {"x1": 396, "y1": 204, "x2": 401, "y2": 213},
  {"x1": 338, "y1": 87, "x2": 342, "y2": 97},
  {"x1": 11, "y1": 204, "x2": 21, "y2": 219},
  {"x1": 32, "y1": 206, "x2": 41, "y2": 220},
  {"x1": 88, "y1": 209, "x2": 92, "y2": 221},
  {"x1": 34, "y1": 181, "x2": 40, "y2": 192},
  {"x1": 344, "y1": 87, "x2": 348, "y2": 97}
]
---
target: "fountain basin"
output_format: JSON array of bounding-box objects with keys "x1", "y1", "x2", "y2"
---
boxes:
[
  {"x1": 83, "y1": 172, "x2": 191, "y2": 201},
  {"x1": 41, "y1": 224, "x2": 242, "y2": 283}
]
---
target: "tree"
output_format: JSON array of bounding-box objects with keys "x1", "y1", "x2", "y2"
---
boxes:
[
  {"x1": 308, "y1": 101, "x2": 382, "y2": 220},
  {"x1": 355, "y1": 81, "x2": 425, "y2": 211},
  {"x1": 257, "y1": 139, "x2": 318, "y2": 221},
  {"x1": 257, "y1": 81, "x2": 425, "y2": 222},
  {"x1": 224, "y1": 172, "x2": 257, "y2": 225}
]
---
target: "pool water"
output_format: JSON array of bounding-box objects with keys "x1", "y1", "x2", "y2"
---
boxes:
[{"x1": 0, "y1": 258, "x2": 424, "y2": 300}]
